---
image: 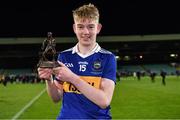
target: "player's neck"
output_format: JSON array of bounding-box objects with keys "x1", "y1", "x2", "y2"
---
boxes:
[{"x1": 78, "y1": 43, "x2": 97, "y2": 55}]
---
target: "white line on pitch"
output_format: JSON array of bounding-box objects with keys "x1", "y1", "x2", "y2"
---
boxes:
[{"x1": 11, "y1": 88, "x2": 46, "y2": 120}]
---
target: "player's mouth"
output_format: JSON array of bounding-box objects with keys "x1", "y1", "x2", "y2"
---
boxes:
[{"x1": 81, "y1": 36, "x2": 91, "y2": 41}]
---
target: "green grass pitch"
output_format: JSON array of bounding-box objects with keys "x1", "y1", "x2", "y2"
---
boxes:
[{"x1": 0, "y1": 76, "x2": 180, "y2": 119}]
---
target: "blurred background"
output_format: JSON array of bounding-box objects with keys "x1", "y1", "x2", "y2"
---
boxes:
[{"x1": 0, "y1": 0, "x2": 180, "y2": 119}]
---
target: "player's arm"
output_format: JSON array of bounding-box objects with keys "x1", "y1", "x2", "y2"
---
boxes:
[
  {"x1": 71, "y1": 76, "x2": 115, "y2": 109},
  {"x1": 38, "y1": 68, "x2": 63, "y2": 103},
  {"x1": 45, "y1": 80, "x2": 63, "y2": 103}
]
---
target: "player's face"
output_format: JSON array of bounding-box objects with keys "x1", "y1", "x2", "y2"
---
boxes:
[{"x1": 73, "y1": 18, "x2": 102, "y2": 46}]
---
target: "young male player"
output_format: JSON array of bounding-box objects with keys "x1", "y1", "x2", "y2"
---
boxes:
[{"x1": 38, "y1": 3, "x2": 116, "y2": 119}]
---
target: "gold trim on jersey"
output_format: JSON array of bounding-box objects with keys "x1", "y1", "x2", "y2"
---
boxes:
[{"x1": 63, "y1": 76, "x2": 101, "y2": 94}]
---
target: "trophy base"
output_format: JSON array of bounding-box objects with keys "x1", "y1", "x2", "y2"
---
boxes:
[{"x1": 38, "y1": 61, "x2": 60, "y2": 68}]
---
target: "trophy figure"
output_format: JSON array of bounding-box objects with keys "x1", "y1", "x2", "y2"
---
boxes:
[{"x1": 37, "y1": 32, "x2": 60, "y2": 68}]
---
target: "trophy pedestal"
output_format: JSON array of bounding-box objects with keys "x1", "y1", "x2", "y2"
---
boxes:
[{"x1": 38, "y1": 61, "x2": 60, "y2": 68}]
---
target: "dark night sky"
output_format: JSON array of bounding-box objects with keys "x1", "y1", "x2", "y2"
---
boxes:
[{"x1": 0, "y1": 0, "x2": 180, "y2": 37}]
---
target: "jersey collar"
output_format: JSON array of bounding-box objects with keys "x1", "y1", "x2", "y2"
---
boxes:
[{"x1": 72, "y1": 43, "x2": 101, "y2": 58}]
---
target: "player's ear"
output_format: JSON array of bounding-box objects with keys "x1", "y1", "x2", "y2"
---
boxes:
[
  {"x1": 97, "y1": 23, "x2": 102, "y2": 34},
  {"x1": 73, "y1": 24, "x2": 76, "y2": 33}
]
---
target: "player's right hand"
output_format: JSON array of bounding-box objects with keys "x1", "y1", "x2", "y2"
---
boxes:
[{"x1": 37, "y1": 68, "x2": 53, "y2": 81}]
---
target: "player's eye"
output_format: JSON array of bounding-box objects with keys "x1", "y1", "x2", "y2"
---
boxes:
[
  {"x1": 77, "y1": 25, "x2": 84, "y2": 29},
  {"x1": 88, "y1": 25, "x2": 95, "y2": 29}
]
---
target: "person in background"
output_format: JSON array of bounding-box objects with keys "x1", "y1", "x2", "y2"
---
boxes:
[
  {"x1": 116, "y1": 70, "x2": 121, "y2": 82},
  {"x1": 136, "y1": 71, "x2": 141, "y2": 80},
  {"x1": 150, "y1": 71, "x2": 156, "y2": 83},
  {"x1": 176, "y1": 70, "x2": 180, "y2": 78},
  {"x1": 160, "y1": 70, "x2": 167, "y2": 85}
]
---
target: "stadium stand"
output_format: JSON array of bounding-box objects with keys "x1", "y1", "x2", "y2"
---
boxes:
[
  {"x1": 5, "y1": 68, "x2": 32, "y2": 75},
  {"x1": 142, "y1": 64, "x2": 176, "y2": 75},
  {"x1": 119, "y1": 64, "x2": 177, "y2": 76}
]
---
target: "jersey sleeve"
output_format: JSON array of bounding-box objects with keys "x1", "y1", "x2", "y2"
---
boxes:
[
  {"x1": 102, "y1": 54, "x2": 116, "y2": 82},
  {"x1": 57, "y1": 53, "x2": 63, "y2": 62}
]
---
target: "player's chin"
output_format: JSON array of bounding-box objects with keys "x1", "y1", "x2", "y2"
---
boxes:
[
  {"x1": 81, "y1": 40, "x2": 92, "y2": 45},
  {"x1": 82, "y1": 42, "x2": 92, "y2": 46}
]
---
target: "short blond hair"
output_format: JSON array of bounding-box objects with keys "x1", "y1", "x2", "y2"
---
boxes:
[{"x1": 72, "y1": 3, "x2": 99, "y2": 22}]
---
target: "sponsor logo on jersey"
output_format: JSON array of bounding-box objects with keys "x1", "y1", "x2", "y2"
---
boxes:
[
  {"x1": 63, "y1": 76, "x2": 101, "y2": 94},
  {"x1": 78, "y1": 61, "x2": 88, "y2": 65},
  {"x1": 64, "y1": 63, "x2": 74, "y2": 67}
]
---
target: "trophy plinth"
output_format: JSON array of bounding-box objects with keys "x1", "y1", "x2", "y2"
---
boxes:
[
  {"x1": 38, "y1": 61, "x2": 60, "y2": 68},
  {"x1": 37, "y1": 32, "x2": 60, "y2": 68}
]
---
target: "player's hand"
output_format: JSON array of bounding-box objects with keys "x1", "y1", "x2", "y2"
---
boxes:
[
  {"x1": 53, "y1": 62, "x2": 78, "y2": 83},
  {"x1": 37, "y1": 67, "x2": 53, "y2": 81}
]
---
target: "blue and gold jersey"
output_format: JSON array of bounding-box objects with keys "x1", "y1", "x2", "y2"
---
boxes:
[{"x1": 57, "y1": 44, "x2": 116, "y2": 119}]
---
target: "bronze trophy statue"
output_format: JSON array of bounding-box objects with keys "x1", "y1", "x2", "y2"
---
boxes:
[{"x1": 37, "y1": 32, "x2": 60, "y2": 68}]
